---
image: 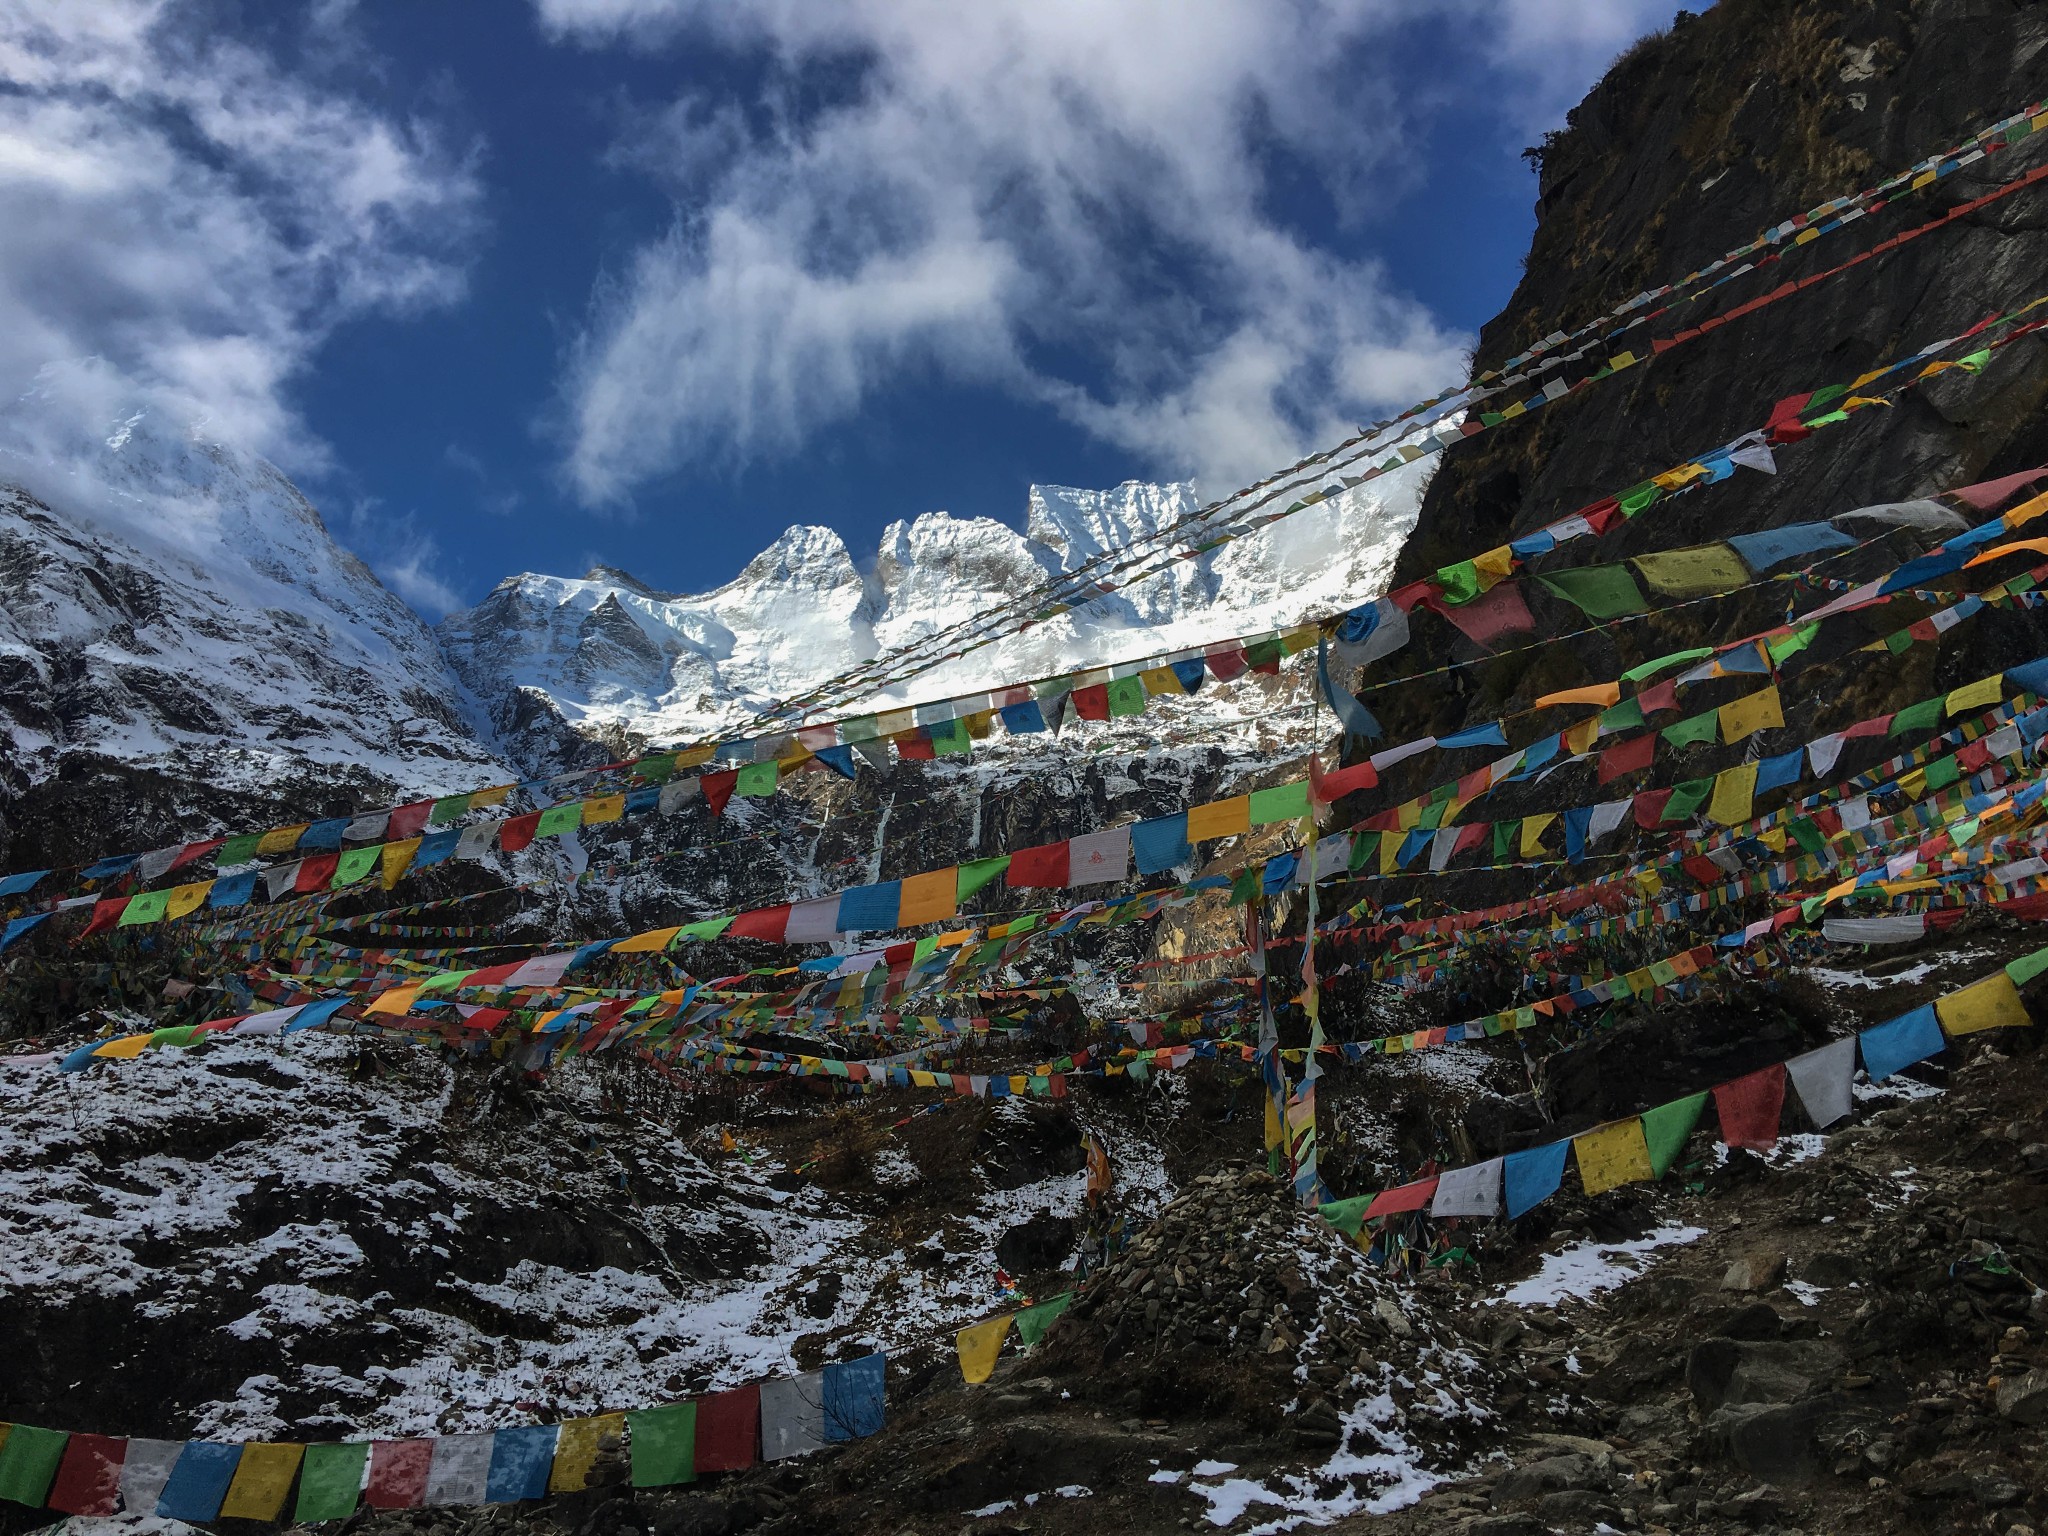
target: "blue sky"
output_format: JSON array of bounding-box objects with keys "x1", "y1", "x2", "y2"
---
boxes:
[{"x1": 0, "y1": 0, "x2": 1688, "y2": 616}]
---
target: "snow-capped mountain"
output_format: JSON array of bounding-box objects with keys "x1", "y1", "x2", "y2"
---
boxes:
[
  {"x1": 0, "y1": 384, "x2": 512, "y2": 860},
  {"x1": 440, "y1": 475, "x2": 1420, "y2": 758}
]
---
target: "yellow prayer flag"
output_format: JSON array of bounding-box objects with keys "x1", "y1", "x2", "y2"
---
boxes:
[
  {"x1": 1520, "y1": 813, "x2": 1556, "y2": 857},
  {"x1": 1378, "y1": 830, "x2": 1401, "y2": 875},
  {"x1": 582, "y1": 793, "x2": 625, "y2": 825},
  {"x1": 368, "y1": 985, "x2": 420, "y2": 1016},
  {"x1": 957, "y1": 1314, "x2": 1015, "y2": 1384},
  {"x1": 1823, "y1": 879, "x2": 1859, "y2": 902},
  {"x1": 472, "y1": 784, "x2": 511, "y2": 809},
  {"x1": 1936, "y1": 973, "x2": 2030, "y2": 1035},
  {"x1": 95, "y1": 1034, "x2": 152, "y2": 1059},
  {"x1": 2005, "y1": 488, "x2": 2048, "y2": 529},
  {"x1": 911, "y1": 1070, "x2": 938, "y2": 1087},
  {"x1": 1188, "y1": 796, "x2": 1251, "y2": 841},
  {"x1": 1139, "y1": 666, "x2": 1185, "y2": 696},
  {"x1": 256, "y1": 824, "x2": 307, "y2": 856},
  {"x1": 1708, "y1": 763, "x2": 1757, "y2": 827},
  {"x1": 550, "y1": 1413, "x2": 626, "y2": 1493},
  {"x1": 1281, "y1": 624, "x2": 1321, "y2": 653},
  {"x1": 1472, "y1": 546, "x2": 1516, "y2": 589},
  {"x1": 1896, "y1": 767, "x2": 1929, "y2": 800},
  {"x1": 1761, "y1": 826, "x2": 1787, "y2": 853},
  {"x1": 965, "y1": 711, "x2": 998, "y2": 740},
  {"x1": 219, "y1": 1443, "x2": 302, "y2": 1521},
  {"x1": 1574, "y1": 1119, "x2": 1655, "y2": 1196},
  {"x1": 1631, "y1": 544, "x2": 1750, "y2": 597},
  {"x1": 614, "y1": 926, "x2": 681, "y2": 953},
  {"x1": 899, "y1": 868, "x2": 959, "y2": 927},
  {"x1": 674, "y1": 744, "x2": 716, "y2": 769},
  {"x1": 1634, "y1": 869, "x2": 1663, "y2": 897},
  {"x1": 1563, "y1": 718, "x2": 1600, "y2": 755},
  {"x1": 1718, "y1": 685, "x2": 1783, "y2": 744},
  {"x1": 1394, "y1": 799, "x2": 1421, "y2": 830},
  {"x1": 1945, "y1": 674, "x2": 2005, "y2": 716},
  {"x1": 380, "y1": 839, "x2": 419, "y2": 889},
  {"x1": 166, "y1": 881, "x2": 212, "y2": 920}
]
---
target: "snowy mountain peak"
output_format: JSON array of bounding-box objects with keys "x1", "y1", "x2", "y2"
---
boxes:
[{"x1": 1026, "y1": 480, "x2": 1202, "y2": 568}]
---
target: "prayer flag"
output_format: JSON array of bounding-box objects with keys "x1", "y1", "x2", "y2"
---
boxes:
[
  {"x1": 1068, "y1": 827, "x2": 1131, "y2": 885},
  {"x1": 221, "y1": 1443, "x2": 304, "y2": 1520},
  {"x1": 1631, "y1": 543, "x2": 1750, "y2": 596},
  {"x1": 1640, "y1": 1092, "x2": 1708, "y2": 1177},
  {"x1": 1708, "y1": 763, "x2": 1757, "y2": 826},
  {"x1": 1859, "y1": 1004, "x2": 1945, "y2": 1080},
  {"x1": 483, "y1": 1427, "x2": 556, "y2": 1503},
  {"x1": 1785, "y1": 1038, "x2": 1856, "y2": 1128},
  {"x1": 1534, "y1": 681, "x2": 1621, "y2": 710},
  {"x1": 1131, "y1": 814, "x2": 1193, "y2": 876},
  {"x1": 1575, "y1": 1120, "x2": 1654, "y2": 1195},
  {"x1": 47, "y1": 1433, "x2": 124, "y2": 1516},
  {"x1": 1504, "y1": 1141, "x2": 1570, "y2": 1218},
  {"x1": 1719, "y1": 686, "x2": 1783, "y2": 743},
  {"x1": 691, "y1": 1386, "x2": 759, "y2": 1474},
  {"x1": 0, "y1": 1425, "x2": 68, "y2": 1508},
  {"x1": 1364, "y1": 1177, "x2": 1439, "y2": 1219},
  {"x1": 761, "y1": 1375, "x2": 827, "y2": 1461},
  {"x1": 1937, "y1": 972, "x2": 2029, "y2": 1034},
  {"x1": 1430, "y1": 1157, "x2": 1503, "y2": 1217},
  {"x1": 1713, "y1": 1064, "x2": 1786, "y2": 1150},
  {"x1": 1006, "y1": 842, "x2": 1071, "y2": 887},
  {"x1": 156, "y1": 1442, "x2": 244, "y2": 1521},
  {"x1": 1597, "y1": 734, "x2": 1655, "y2": 783},
  {"x1": 956, "y1": 857, "x2": 1011, "y2": 901},
  {"x1": 898, "y1": 868, "x2": 958, "y2": 927},
  {"x1": 1536, "y1": 566, "x2": 1646, "y2": 619},
  {"x1": 627, "y1": 1405, "x2": 696, "y2": 1487},
  {"x1": 823, "y1": 1353, "x2": 888, "y2": 1440},
  {"x1": 118, "y1": 1440, "x2": 183, "y2": 1518},
  {"x1": 1249, "y1": 781, "x2": 1311, "y2": 824},
  {"x1": 1188, "y1": 797, "x2": 1251, "y2": 840},
  {"x1": 548, "y1": 1415, "x2": 624, "y2": 1493}
]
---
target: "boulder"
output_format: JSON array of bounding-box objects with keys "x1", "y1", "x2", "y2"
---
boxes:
[
  {"x1": 1719, "y1": 1252, "x2": 1788, "y2": 1292},
  {"x1": 1700, "y1": 1395, "x2": 1846, "y2": 1478},
  {"x1": 1995, "y1": 1368, "x2": 2048, "y2": 1425},
  {"x1": 1491, "y1": 1454, "x2": 1602, "y2": 1503},
  {"x1": 1686, "y1": 1337, "x2": 1839, "y2": 1412}
]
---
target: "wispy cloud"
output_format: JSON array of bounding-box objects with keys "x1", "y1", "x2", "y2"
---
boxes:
[
  {"x1": 0, "y1": 0, "x2": 482, "y2": 473},
  {"x1": 536, "y1": 0, "x2": 1680, "y2": 509},
  {"x1": 340, "y1": 496, "x2": 468, "y2": 619}
]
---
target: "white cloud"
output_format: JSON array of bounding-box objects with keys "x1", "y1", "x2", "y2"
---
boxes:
[
  {"x1": 340, "y1": 497, "x2": 468, "y2": 619},
  {"x1": 0, "y1": 0, "x2": 481, "y2": 473},
  {"x1": 538, "y1": 0, "x2": 1678, "y2": 508}
]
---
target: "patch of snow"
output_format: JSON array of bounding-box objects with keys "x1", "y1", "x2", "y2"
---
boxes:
[
  {"x1": 1486, "y1": 1225, "x2": 1708, "y2": 1308},
  {"x1": 1192, "y1": 1458, "x2": 1239, "y2": 1476}
]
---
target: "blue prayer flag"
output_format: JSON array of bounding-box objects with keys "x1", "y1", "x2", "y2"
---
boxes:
[
  {"x1": 1131, "y1": 814, "x2": 1193, "y2": 876},
  {"x1": 208, "y1": 870, "x2": 258, "y2": 908},
  {"x1": 485, "y1": 1425, "x2": 559, "y2": 1503},
  {"x1": 155, "y1": 1442, "x2": 243, "y2": 1522},
  {"x1": 822, "y1": 1351, "x2": 888, "y2": 1441},
  {"x1": 1505, "y1": 1141, "x2": 1571, "y2": 1218},
  {"x1": 1755, "y1": 749, "x2": 1803, "y2": 792},
  {"x1": 1726, "y1": 522, "x2": 1857, "y2": 573},
  {"x1": 0, "y1": 868, "x2": 48, "y2": 897},
  {"x1": 1859, "y1": 1004, "x2": 1946, "y2": 1081},
  {"x1": 1439, "y1": 722, "x2": 1509, "y2": 749},
  {"x1": 836, "y1": 882, "x2": 902, "y2": 931},
  {"x1": 1000, "y1": 700, "x2": 1047, "y2": 734}
]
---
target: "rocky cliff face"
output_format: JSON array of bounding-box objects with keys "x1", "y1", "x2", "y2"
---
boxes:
[{"x1": 0, "y1": 400, "x2": 513, "y2": 870}]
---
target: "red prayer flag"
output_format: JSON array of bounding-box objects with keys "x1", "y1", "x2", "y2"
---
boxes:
[
  {"x1": 1580, "y1": 499, "x2": 1624, "y2": 535},
  {"x1": 1427, "y1": 583, "x2": 1536, "y2": 648},
  {"x1": 1363, "y1": 1176, "x2": 1439, "y2": 1220},
  {"x1": 1310, "y1": 757, "x2": 1377, "y2": 803},
  {"x1": 169, "y1": 838, "x2": 223, "y2": 873},
  {"x1": 1632, "y1": 788, "x2": 1673, "y2": 828},
  {"x1": 82, "y1": 897, "x2": 129, "y2": 936},
  {"x1": 894, "y1": 733, "x2": 936, "y2": 760},
  {"x1": 694, "y1": 1383, "x2": 761, "y2": 1472},
  {"x1": 1385, "y1": 579, "x2": 1433, "y2": 612},
  {"x1": 1205, "y1": 649, "x2": 1249, "y2": 681},
  {"x1": 366, "y1": 1439, "x2": 435, "y2": 1509},
  {"x1": 1452, "y1": 823, "x2": 1487, "y2": 860},
  {"x1": 1072, "y1": 684, "x2": 1110, "y2": 721},
  {"x1": 1842, "y1": 715, "x2": 1892, "y2": 739},
  {"x1": 701, "y1": 770, "x2": 738, "y2": 817},
  {"x1": 388, "y1": 801, "x2": 433, "y2": 840},
  {"x1": 728, "y1": 905, "x2": 791, "y2": 943},
  {"x1": 1006, "y1": 841, "x2": 1071, "y2": 887},
  {"x1": 1683, "y1": 855, "x2": 1726, "y2": 887},
  {"x1": 48, "y1": 1434, "x2": 125, "y2": 1516},
  {"x1": 1712, "y1": 1063, "x2": 1787, "y2": 1151},
  {"x1": 295, "y1": 852, "x2": 339, "y2": 892},
  {"x1": 1636, "y1": 679, "x2": 1679, "y2": 716},
  {"x1": 1597, "y1": 734, "x2": 1656, "y2": 784},
  {"x1": 498, "y1": 812, "x2": 541, "y2": 852}
]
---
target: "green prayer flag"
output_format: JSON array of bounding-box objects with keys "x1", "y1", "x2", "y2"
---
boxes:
[
  {"x1": 1598, "y1": 698, "x2": 1645, "y2": 733},
  {"x1": 911, "y1": 935, "x2": 938, "y2": 964},
  {"x1": 1789, "y1": 818, "x2": 1825, "y2": 855},
  {"x1": 628, "y1": 1403, "x2": 697, "y2": 1487},
  {"x1": 2007, "y1": 946, "x2": 2048, "y2": 987},
  {"x1": 736, "y1": 760, "x2": 780, "y2": 795},
  {"x1": 1243, "y1": 638, "x2": 1283, "y2": 669},
  {"x1": 1662, "y1": 778, "x2": 1713, "y2": 822},
  {"x1": 957, "y1": 856, "x2": 1011, "y2": 901},
  {"x1": 676, "y1": 916, "x2": 734, "y2": 941},
  {"x1": 1889, "y1": 698, "x2": 1942, "y2": 736},
  {"x1": 839, "y1": 714, "x2": 880, "y2": 742},
  {"x1": 1618, "y1": 483, "x2": 1660, "y2": 517},
  {"x1": 1536, "y1": 564, "x2": 1647, "y2": 619},
  {"x1": 1348, "y1": 832, "x2": 1378, "y2": 871},
  {"x1": 1014, "y1": 1291, "x2": 1075, "y2": 1348},
  {"x1": 927, "y1": 718, "x2": 972, "y2": 755},
  {"x1": 417, "y1": 968, "x2": 477, "y2": 995},
  {"x1": 1622, "y1": 647, "x2": 1713, "y2": 683},
  {"x1": 294, "y1": 1441, "x2": 369, "y2": 1523},
  {"x1": 1922, "y1": 754, "x2": 1962, "y2": 791},
  {"x1": 1884, "y1": 631, "x2": 1913, "y2": 655},
  {"x1": 119, "y1": 888, "x2": 170, "y2": 925},
  {"x1": 632, "y1": 753, "x2": 677, "y2": 782},
  {"x1": 1416, "y1": 798, "x2": 1447, "y2": 832},
  {"x1": 1641, "y1": 1092, "x2": 1709, "y2": 1177},
  {"x1": 1434, "y1": 560, "x2": 1482, "y2": 605},
  {"x1": 1248, "y1": 780, "x2": 1311, "y2": 824},
  {"x1": 1105, "y1": 676, "x2": 1147, "y2": 717},
  {"x1": 333, "y1": 846, "x2": 381, "y2": 887},
  {"x1": 428, "y1": 793, "x2": 471, "y2": 825},
  {"x1": 1492, "y1": 821, "x2": 1517, "y2": 863},
  {"x1": 1768, "y1": 623, "x2": 1820, "y2": 665},
  {"x1": 217, "y1": 833, "x2": 263, "y2": 867},
  {"x1": 1317, "y1": 1194, "x2": 1373, "y2": 1237},
  {"x1": 1661, "y1": 710, "x2": 1719, "y2": 749},
  {"x1": 536, "y1": 802, "x2": 583, "y2": 838},
  {"x1": 1228, "y1": 866, "x2": 1262, "y2": 906},
  {"x1": 0, "y1": 1424, "x2": 67, "y2": 1507}
]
